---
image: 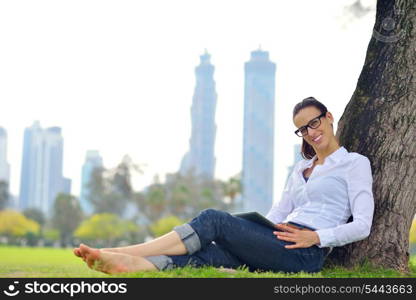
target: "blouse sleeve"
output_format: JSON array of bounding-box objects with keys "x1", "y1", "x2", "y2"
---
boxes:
[
  {"x1": 315, "y1": 155, "x2": 374, "y2": 247},
  {"x1": 265, "y1": 167, "x2": 295, "y2": 224}
]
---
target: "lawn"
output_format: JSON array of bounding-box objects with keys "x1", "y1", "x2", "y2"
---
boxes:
[{"x1": 0, "y1": 246, "x2": 415, "y2": 278}]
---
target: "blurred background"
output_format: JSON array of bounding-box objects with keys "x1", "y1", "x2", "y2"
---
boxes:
[{"x1": 1, "y1": 0, "x2": 413, "y2": 251}]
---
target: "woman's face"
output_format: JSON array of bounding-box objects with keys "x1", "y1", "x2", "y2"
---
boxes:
[{"x1": 293, "y1": 106, "x2": 334, "y2": 151}]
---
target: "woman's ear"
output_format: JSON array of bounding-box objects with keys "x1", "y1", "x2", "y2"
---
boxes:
[{"x1": 326, "y1": 112, "x2": 334, "y2": 124}]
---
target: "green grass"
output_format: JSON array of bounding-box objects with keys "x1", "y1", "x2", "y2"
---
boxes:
[{"x1": 0, "y1": 246, "x2": 415, "y2": 278}]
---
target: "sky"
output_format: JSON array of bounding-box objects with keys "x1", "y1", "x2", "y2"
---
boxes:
[{"x1": 0, "y1": 0, "x2": 376, "y2": 205}]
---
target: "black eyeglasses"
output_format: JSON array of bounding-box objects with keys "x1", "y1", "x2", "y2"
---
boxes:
[{"x1": 294, "y1": 112, "x2": 327, "y2": 137}]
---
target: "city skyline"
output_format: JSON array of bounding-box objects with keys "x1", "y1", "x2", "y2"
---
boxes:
[
  {"x1": 0, "y1": 0, "x2": 376, "y2": 207},
  {"x1": 2, "y1": 48, "x2": 277, "y2": 208}
]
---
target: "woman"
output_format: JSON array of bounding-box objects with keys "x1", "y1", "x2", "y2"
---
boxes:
[{"x1": 74, "y1": 97, "x2": 374, "y2": 274}]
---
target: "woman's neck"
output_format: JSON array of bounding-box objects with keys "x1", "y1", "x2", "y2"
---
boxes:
[{"x1": 314, "y1": 139, "x2": 340, "y2": 165}]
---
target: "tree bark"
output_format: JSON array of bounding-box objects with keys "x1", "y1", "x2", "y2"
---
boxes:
[{"x1": 328, "y1": 0, "x2": 416, "y2": 273}]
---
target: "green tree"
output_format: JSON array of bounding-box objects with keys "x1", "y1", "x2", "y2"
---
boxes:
[
  {"x1": 164, "y1": 171, "x2": 228, "y2": 220},
  {"x1": 0, "y1": 181, "x2": 9, "y2": 210},
  {"x1": 410, "y1": 219, "x2": 416, "y2": 244},
  {"x1": 52, "y1": 194, "x2": 83, "y2": 247},
  {"x1": 74, "y1": 213, "x2": 138, "y2": 246},
  {"x1": 221, "y1": 173, "x2": 242, "y2": 210},
  {"x1": 43, "y1": 228, "x2": 60, "y2": 246},
  {"x1": 88, "y1": 155, "x2": 143, "y2": 216},
  {"x1": 23, "y1": 208, "x2": 46, "y2": 246},
  {"x1": 135, "y1": 175, "x2": 167, "y2": 222},
  {"x1": 135, "y1": 172, "x2": 234, "y2": 222},
  {"x1": 23, "y1": 208, "x2": 45, "y2": 229},
  {"x1": 149, "y1": 216, "x2": 184, "y2": 237},
  {"x1": 0, "y1": 210, "x2": 40, "y2": 243}
]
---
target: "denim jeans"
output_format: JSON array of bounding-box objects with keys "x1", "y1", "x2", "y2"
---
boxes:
[{"x1": 145, "y1": 209, "x2": 328, "y2": 273}]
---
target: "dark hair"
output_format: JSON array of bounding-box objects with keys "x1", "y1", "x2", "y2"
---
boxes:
[{"x1": 292, "y1": 97, "x2": 329, "y2": 160}]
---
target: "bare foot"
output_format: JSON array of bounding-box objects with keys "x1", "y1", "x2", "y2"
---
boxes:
[
  {"x1": 74, "y1": 245, "x2": 134, "y2": 257},
  {"x1": 79, "y1": 244, "x2": 156, "y2": 274},
  {"x1": 78, "y1": 244, "x2": 100, "y2": 268},
  {"x1": 73, "y1": 244, "x2": 125, "y2": 262},
  {"x1": 73, "y1": 247, "x2": 82, "y2": 257},
  {"x1": 74, "y1": 245, "x2": 114, "y2": 257},
  {"x1": 100, "y1": 246, "x2": 142, "y2": 256}
]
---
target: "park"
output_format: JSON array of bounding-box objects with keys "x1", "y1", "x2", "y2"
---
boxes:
[{"x1": 0, "y1": 0, "x2": 415, "y2": 280}]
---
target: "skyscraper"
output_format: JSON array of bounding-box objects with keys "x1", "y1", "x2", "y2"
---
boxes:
[
  {"x1": 180, "y1": 50, "x2": 217, "y2": 180},
  {"x1": 242, "y1": 48, "x2": 276, "y2": 215},
  {"x1": 285, "y1": 144, "x2": 303, "y2": 186},
  {"x1": 0, "y1": 127, "x2": 10, "y2": 208},
  {"x1": 0, "y1": 127, "x2": 10, "y2": 185},
  {"x1": 19, "y1": 121, "x2": 71, "y2": 216},
  {"x1": 80, "y1": 150, "x2": 103, "y2": 215}
]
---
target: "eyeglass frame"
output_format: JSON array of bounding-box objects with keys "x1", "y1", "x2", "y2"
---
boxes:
[{"x1": 294, "y1": 112, "x2": 327, "y2": 137}]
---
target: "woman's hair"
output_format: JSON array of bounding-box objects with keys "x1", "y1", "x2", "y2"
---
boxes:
[{"x1": 292, "y1": 97, "x2": 329, "y2": 160}]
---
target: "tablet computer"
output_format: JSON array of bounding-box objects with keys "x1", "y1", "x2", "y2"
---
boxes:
[{"x1": 233, "y1": 211, "x2": 277, "y2": 230}]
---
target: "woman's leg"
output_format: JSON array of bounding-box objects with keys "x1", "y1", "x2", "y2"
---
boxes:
[
  {"x1": 77, "y1": 240, "x2": 244, "y2": 274},
  {"x1": 176, "y1": 208, "x2": 325, "y2": 273},
  {"x1": 106, "y1": 231, "x2": 188, "y2": 256},
  {"x1": 145, "y1": 242, "x2": 245, "y2": 271},
  {"x1": 76, "y1": 208, "x2": 325, "y2": 273},
  {"x1": 74, "y1": 230, "x2": 188, "y2": 259},
  {"x1": 78, "y1": 244, "x2": 158, "y2": 273}
]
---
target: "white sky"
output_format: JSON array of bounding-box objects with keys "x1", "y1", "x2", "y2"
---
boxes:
[{"x1": 0, "y1": 0, "x2": 376, "y2": 204}]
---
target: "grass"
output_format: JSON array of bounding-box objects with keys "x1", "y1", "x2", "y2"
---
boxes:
[{"x1": 0, "y1": 246, "x2": 415, "y2": 278}]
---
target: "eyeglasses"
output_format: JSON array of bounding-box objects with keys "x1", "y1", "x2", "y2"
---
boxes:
[{"x1": 294, "y1": 112, "x2": 327, "y2": 137}]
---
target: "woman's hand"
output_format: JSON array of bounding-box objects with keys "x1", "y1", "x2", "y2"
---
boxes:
[{"x1": 273, "y1": 224, "x2": 320, "y2": 249}]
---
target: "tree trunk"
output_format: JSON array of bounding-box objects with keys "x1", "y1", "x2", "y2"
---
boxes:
[{"x1": 328, "y1": 0, "x2": 416, "y2": 273}]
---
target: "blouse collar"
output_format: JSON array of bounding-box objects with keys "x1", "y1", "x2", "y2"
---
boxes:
[{"x1": 304, "y1": 146, "x2": 348, "y2": 168}]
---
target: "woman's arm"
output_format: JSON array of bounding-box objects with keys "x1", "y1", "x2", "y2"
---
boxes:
[
  {"x1": 314, "y1": 155, "x2": 375, "y2": 248},
  {"x1": 265, "y1": 169, "x2": 296, "y2": 224}
]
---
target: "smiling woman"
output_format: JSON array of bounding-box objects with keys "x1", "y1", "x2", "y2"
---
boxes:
[
  {"x1": 292, "y1": 97, "x2": 339, "y2": 161},
  {"x1": 72, "y1": 96, "x2": 374, "y2": 275}
]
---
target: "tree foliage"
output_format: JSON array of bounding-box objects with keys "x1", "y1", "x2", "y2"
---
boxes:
[
  {"x1": 0, "y1": 181, "x2": 9, "y2": 210},
  {"x1": 149, "y1": 215, "x2": 184, "y2": 238},
  {"x1": 74, "y1": 213, "x2": 138, "y2": 244},
  {"x1": 221, "y1": 172, "x2": 242, "y2": 209},
  {"x1": 0, "y1": 210, "x2": 40, "y2": 237},
  {"x1": 23, "y1": 208, "x2": 45, "y2": 228},
  {"x1": 135, "y1": 172, "x2": 240, "y2": 223},
  {"x1": 43, "y1": 228, "x2": 60, "y2": 242},
  {"x1": 410, "y1": 219, "x2": 416, "y2": 244},
  {"x1": 52, "y1": 193, "x2": 83, "y2": 246},
  {"x1": 87, "y1": 155, "x2": 142, "y2": 216}
]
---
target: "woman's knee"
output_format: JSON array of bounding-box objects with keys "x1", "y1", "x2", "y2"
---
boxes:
[
  {"x1": 197, "y1": 209, "x2": 232, "y2": 227},
  {"x1": 198, "y1": 208, "x2": 226, "y2": 221}
]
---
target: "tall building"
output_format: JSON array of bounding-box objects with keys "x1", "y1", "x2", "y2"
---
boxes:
[
  {"x1": 0, "y1": 127, "x2": 10, "y2": 185},
  {"x1": 80, "y1": 150, "x2": 103, "y2": 215},
  {"x1": 180, "y1": 50, "x2": 217, "y2": 180},
  {"x1": 0, "y1": 127, "x2": 10, "y2": 208},
  {"x1": 19, "y1": 121, "x2": 71, "y2": 216},
  {"x1": 285, "y1": 144, "x2": 303, "y2": 186},
  {"x1": 242, "y1": 48, "x2": 276, "y2": 215}
]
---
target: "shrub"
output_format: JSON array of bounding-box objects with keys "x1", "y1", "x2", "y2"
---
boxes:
[{"x1": 149, "y1": 216, "x2": 184, "y2": 237}]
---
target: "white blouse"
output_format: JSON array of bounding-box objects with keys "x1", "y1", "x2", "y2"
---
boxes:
[{"x1": 266, "y1": 146, "x2": 374, "y2": 248}]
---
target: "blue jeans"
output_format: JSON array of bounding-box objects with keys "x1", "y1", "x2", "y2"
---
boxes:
[{"x1": 145, "y1": 209, "x2": 328, "y2": 273}]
